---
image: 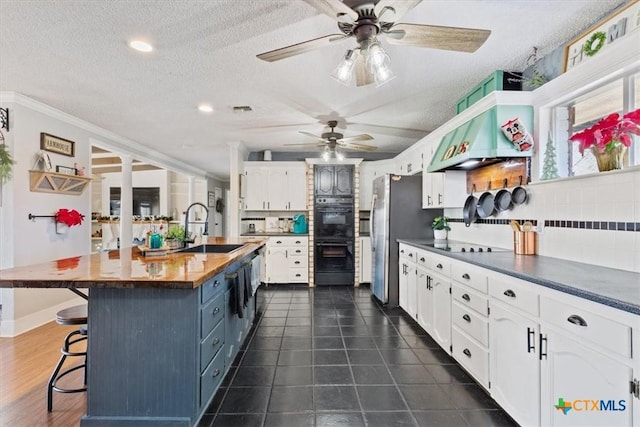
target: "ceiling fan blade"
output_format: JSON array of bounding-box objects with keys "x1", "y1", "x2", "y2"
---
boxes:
[
  {"x1": 257, "y1": 34, "x2": 349, "y2": 62},
  {"x1": 337, "y1": 141, "x2": 377, "y2": 152},
  {"x1": 299, "y1": 131, "x2": 326, "y2": 142},
  {"x1": 337, "y1": 134, "x2": 374, "y2": 143},
  {"x1": 304, "y1": 0, "x2": 358, "y2": 22},
  {"x1": 385, "y1": 23, "x2": 491, "y2": 53},
  {"x1": 375, "y1": 0, "x2": 422, "y2": 24},
  {"x1": 283, "y1": 142, "x2": 325, "y2": 147},
  {"x1": 354, "y1": 52, "x2": 374, "y2": 87}
]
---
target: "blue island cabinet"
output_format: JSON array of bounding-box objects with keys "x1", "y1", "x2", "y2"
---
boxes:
[{"x1": 81, "y1": 253, "x2": 258, "y2": 427}]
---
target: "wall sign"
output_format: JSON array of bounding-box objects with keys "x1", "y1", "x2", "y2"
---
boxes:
[
  {"x1": 564, "y1": 0, "x2": 640, "y2": 72},
  {"x1": 40, "y1": 133, "x2": 75, "y2": 157}
]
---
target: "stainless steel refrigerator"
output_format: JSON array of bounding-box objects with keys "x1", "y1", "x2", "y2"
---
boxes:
[{"x1": 370, "y1": 174, "x2": 442, "y2": 307}]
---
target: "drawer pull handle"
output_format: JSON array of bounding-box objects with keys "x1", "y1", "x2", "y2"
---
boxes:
[
  {"x1": 462, "y1": 293, "x2": 471, "y2": 302},
  {"x1": 400, "y1": 250, "x2": 405, "y2": 254},
  {"x1": 526, "y1": 327, "x2": 535, "y2": 353},
  {"x1": 462, "y1": 314, "x2": 471, "y2": 323},
  {"x1": 503, "y1": 289, "x2": 516, "y2": 298},
  {"x1": 420, "y1": 257, "x2": 425, "y2": 262},
  {"x1": 295, "y1": 261, "x2": 300, "y2": 265},
  {"x1": 213, "y1": 337, "x2": 220, "y2": 346},
  {"x1": 214, "y1": 280, "x2": 220, "y2": 287},
  {"x1": 276, "y1": 240, "x2": 282, "y2": 244},
  {"x1": 462, "y1": 273, "x2": 470, "y2": 280},
  {"x1": 212, "y1": 368, "x2": 221, "y2": 377},
  {"x1": 409, "y1": 253, "x2": 413, "y2": 258},
  {"x1": 436, "y1": 263, "x2": 443, "y2": 269},
  {"x1": 567, "y1": 315, "x2": 588, "y2": 327},
  {"x1": 295, "y1": 241, "x2": 301, "y2": 244},
  {"x1": 296, "y1": 250, "x2": 301, "y2": 254},
  {"x1": 213, "y1": 307, "x2": 220, "y2": 315},
  {"x1": 463, "y1": 348, "x2": 472, "y2": 358}
]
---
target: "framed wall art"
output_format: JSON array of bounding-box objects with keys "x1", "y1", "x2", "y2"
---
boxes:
[
  {"x1": 56, "y1": 165, "x2": 77, "y2": 175},
  {"x1": 208, "y1": 191, "x2": 216, "y2": 207},
  {"x1": 40, "y1": 133, "x2": 75, "y2": 157}
]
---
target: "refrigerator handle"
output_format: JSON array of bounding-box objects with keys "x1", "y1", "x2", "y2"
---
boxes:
[{"x1": 370, "y1": 194, "x2": 377, "y2": 251}]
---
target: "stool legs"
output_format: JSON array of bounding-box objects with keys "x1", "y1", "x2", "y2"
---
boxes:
[{"x1": 47, "y1": 328, "x2": 87, "y2": 412}]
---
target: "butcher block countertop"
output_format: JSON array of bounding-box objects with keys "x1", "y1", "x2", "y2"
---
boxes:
[{"x1": 0, "y1": 237, "x2": 267, "y2": 290}]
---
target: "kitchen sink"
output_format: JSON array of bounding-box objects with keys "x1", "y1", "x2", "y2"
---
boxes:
[{"x1": 177, "y1": 244, "x2": 244, "y2": 254}]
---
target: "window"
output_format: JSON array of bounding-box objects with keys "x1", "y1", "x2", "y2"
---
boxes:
[{"x1": 552, "y1": 70, "x2": 639, "y2": 177}]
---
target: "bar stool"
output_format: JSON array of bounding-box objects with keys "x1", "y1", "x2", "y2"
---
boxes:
[{"x1": 47, "y1": 304, "x2": 88, "y2": 412}]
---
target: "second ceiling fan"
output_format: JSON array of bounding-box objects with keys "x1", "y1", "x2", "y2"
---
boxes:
[
  {"x1": 285, "y1": 120, "x2": 377, "y2": 153},
  {"x1": 257, "y1": 0, "x2": 491, "y2": 86}
]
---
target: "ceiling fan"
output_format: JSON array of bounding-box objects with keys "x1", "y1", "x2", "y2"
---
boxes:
[
  {"x1": 284, "y1": 120, "x2": 377, "y2": 154},
  {"x1": 257, "y1": 0, "x2": 491, "y2": 86}
]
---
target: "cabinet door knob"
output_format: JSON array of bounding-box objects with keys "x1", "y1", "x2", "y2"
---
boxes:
[
  {"x1": 214, "y1": 280, "x2": 220, "y2": 287},
  {"x1": 420, "y1": 257, "x2": 425, "y2": 262},
  {"x1": 462, "y1": 293, "x2": 471, "y2": 302},
  {"x1": 462, "y1": 314, "x2": 471, "y2": 323},
  {"x1": 213, "y1": 337, "x2": 220, "y2": 346},
  {"x1": 212, "y1": 368, "x2": 221, "y2": 377},
  {"x1": 213, "y1": 307, "x2": 220, "y2": 315},
  {"x1": 503, "y1": 289, "x2": 516, "y2": 298},
  {"x1": 567, "y1": 314, "x2": 588, "y2": 327},
  {"x1": 463, "y1": 348, "x2": 472, "y2": 358},
  {"x1": 436, "y1": 263, "x2": 443, "y2": 269}
]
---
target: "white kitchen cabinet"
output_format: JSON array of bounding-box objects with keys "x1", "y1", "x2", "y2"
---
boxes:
[
  {"x1": 398, "y1": 243, "x2": 416, "y2": 315},
  {"x1": 264, "y1": 236, "x2": 309, "y2": 284},
  {"x1": 359, "y1": 236, "x2": 372, "y2": 284},
  {"x1": 422, "y1": 170, "x2": 467, "y2": 209},
  {"x1": 490, "y1": 303, "x2": 540, "y2": 427},
  {"x1": 359, "y1": 163, "x2": 376, "y2": 211},
  {"x1": 243, "y1": 162, "x2": 307, "y2": 211},
  {"x1": 417, "y1": 265, "x2": 451, "y2": 351}
]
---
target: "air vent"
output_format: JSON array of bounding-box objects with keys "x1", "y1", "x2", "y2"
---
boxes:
[{"x1": 232, "y1": 105, "x2": 253, "y2": 112}]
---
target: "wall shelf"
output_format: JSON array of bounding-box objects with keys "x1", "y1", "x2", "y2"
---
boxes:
[{"x1": 29, "y1": 170, "x2": 91, "y2": 195}]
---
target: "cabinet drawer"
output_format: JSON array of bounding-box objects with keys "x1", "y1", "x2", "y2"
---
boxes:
[
  {"x1": 452, "y1": 301, "x2": 489, "y2": 346},
  {"x1": 415, "y1": 250, "x2": 429, "y2": 268},
  {"x1": 452, "y1": 327, "x2": 489, "y2": 388},
  {"x1": 288, "y1": 247, "x2": 307, "y2": 257},
  {"x1": 288, "y1": 255, "x2": 308, "y2": 269},
  {"x1": 489, "y1": 275, "x2": 539, "y2": 316},
  {"x1": 200, "y1": 347, "x2": 225, "y2": 407},
  {"x1": 201, "y1": 292, "x2": 224, "y2": 339},
  {"x1": 541, "y1": 296, "x2": 631, "y2": 358},
  {"x1": 200, "y1": 272, "x2": 225, "y2": 304},
  {"x1": 399, "y1": 244, "x2": 416, "y2": 262},
  {"x1": 268, "y1": 238, "x2": 290, "y2": 248},
  {"x1": 289, "y1": 238, "x2": 308, "y2": 247},
  {"x1": 452, "y1": 284, "x2": 488, "y2": 316},
  {"x1": 451, "y1": 263, "x2": 487, "y2": 294},
  {"x1": 289, "y1": 268, "x2": 308, "y2": 283},
  {"x1": 427, "y1": 254, "x2": 451, "y2": 276},
  {"x1": 200, "y1": 320, "x2": 224, "y2": 372}
]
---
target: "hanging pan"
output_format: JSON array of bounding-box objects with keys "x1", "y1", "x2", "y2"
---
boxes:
[
  {"x1": 476, "y1": 181, "x2": 495, "y2": 219},
  {"x1": 463, "y1": 184, "x2": 478, "y2": 227},
  {"x1": 494, "y1": 178, "x2": 513, "y2": 212},
  {"x1": 512, "y1": 175, "x2": 528, "y2": 206}
]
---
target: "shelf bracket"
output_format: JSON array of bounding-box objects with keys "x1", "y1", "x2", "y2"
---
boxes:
[{"x1": 0, "y1": 108, "x2": 8, "y2": 131}]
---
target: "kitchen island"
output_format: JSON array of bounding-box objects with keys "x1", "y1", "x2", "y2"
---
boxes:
[{"x1": 0, "y1": 237, "x2": 268, "y2": 427}]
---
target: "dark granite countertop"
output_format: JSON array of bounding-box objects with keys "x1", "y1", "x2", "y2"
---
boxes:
[{"x1": 398, "y1": 239, "x2": 640, "y2": 315}]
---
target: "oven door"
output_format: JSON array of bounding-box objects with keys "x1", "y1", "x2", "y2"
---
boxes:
[
  {"x1": 314, "y1": 240, "x2": 354, "y2": 285},
  {"x1": 314, "y1": 206, "x2": 354, "y2": 239}
]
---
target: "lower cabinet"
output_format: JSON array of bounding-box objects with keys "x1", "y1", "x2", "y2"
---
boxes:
[
  {"x1": 359, "y1": 236, "x2": 372, "y2": 284},
  {"x1": 397, "y1": 243, "x2": 639, "y2": 427},
  {"x1": 264, "y1": 236, "x2": 309, "y2": 284}
]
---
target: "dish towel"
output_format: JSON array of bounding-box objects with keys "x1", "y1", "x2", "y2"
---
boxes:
[
  {"x1": 235, "y1": 268, "x2": 245, "y2": 319},
  {"x1": 243, "y1": 263, "x2": 252, "y2": 306},
  {"x1": 250, "y1": 255, "x2": 261, "y2": 296}
]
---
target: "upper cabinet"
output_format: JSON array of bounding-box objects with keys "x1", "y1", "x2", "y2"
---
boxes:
[
  {"x1": 314, "y1": 165, "x2": 353, "y2": 197},
  {"x1": 243, "y1": 162, "x2": 307, "y2": 211},
  {"x1": 359, "y1": 160, "x2": 396, "y2": 210}
]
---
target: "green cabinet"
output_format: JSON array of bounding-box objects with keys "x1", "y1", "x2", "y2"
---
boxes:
[{"x1": 456, "y1": 70, "x2": 522, "y2": 114}]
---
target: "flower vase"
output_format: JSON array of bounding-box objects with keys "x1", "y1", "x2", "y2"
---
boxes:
[
  {"x1": 56, "y1": 222, "x2": 68, "y2": 235},
  {"x1": 592, "y1": 144, "x2": 626, "y2": 172},
  {"x1": 433, "y1": 229, "x2": 448, "y2": 240}
]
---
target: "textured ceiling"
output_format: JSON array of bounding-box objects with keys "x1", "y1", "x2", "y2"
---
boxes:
[{"x1": 0, "y1": 0, "x2": 626, "y2": 180}]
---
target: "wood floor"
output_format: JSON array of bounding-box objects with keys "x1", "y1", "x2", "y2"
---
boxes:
[{"x1": 0, "y1": 321, "x2": 86, "y2": 427}]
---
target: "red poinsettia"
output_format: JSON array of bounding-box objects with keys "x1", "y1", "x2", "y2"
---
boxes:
[
  {"x1": 570, "y1": 108, "x2": 640, "y2": 154},
  {"x1": 56, "y1": 209, "x2": 85, "y2": 227}
]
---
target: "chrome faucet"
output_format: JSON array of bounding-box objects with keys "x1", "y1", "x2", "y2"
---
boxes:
[{"x1": 184, "y1": 202, "x2": 209, "y2": 247}]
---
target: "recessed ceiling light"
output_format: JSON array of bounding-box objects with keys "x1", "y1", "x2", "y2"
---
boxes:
[
  {"x1": 198, "y1": 104, "x2": 214, "y2": 113},
  {"x1": 128, "y1": 40, "x2": 153, "y2": 53}
]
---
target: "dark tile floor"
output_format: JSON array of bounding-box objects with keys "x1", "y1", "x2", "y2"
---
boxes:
[{"x1": 199, "y1": 284, "x2": 519, "y2": 427}]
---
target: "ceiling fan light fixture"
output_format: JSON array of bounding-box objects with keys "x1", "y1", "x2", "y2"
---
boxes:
[
  {"x1": 335, "y1": 149, "x2": 345, "y2": 161},
  {"x1": 322, "y1": 146, "x2": 331, "y2": 162},
  {"x1": 331, "y1": 49, "x2": 356, "y2": 86},
  {"x1": 374, "y1": 64, "x2": 395, "y2": 87}
]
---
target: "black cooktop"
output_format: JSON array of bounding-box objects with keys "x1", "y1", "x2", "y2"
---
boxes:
[{"x1": 426, "y1": 241, "x2": 510, "y2": 253}]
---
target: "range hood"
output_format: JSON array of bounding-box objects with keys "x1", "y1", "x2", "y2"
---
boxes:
[{"x1": 427, "y1": 104, "x2": 533, "y2": 172}]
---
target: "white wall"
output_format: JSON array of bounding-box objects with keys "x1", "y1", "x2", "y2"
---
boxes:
[{"x1": 442, "y1": 34, "x2": 640, "y2": 273}]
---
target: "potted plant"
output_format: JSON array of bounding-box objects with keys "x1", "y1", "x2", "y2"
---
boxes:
[
  {"x1": 569, "y1": 108, "x2": 640, "y2": 171},
  {"x1": 164, "y1": 224, "x2": 185, "y2": 249},
  {"x1": 432, "y1": 216, "x2": 450, "y2": 240},
  {"x1": 0, "y1": 141, "x2": 15, "y2": 184}
]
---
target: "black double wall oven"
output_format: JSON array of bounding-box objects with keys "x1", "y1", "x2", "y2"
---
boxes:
[{"x1": 314, "y1": 196, "x2": 355, "y2": 285}]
